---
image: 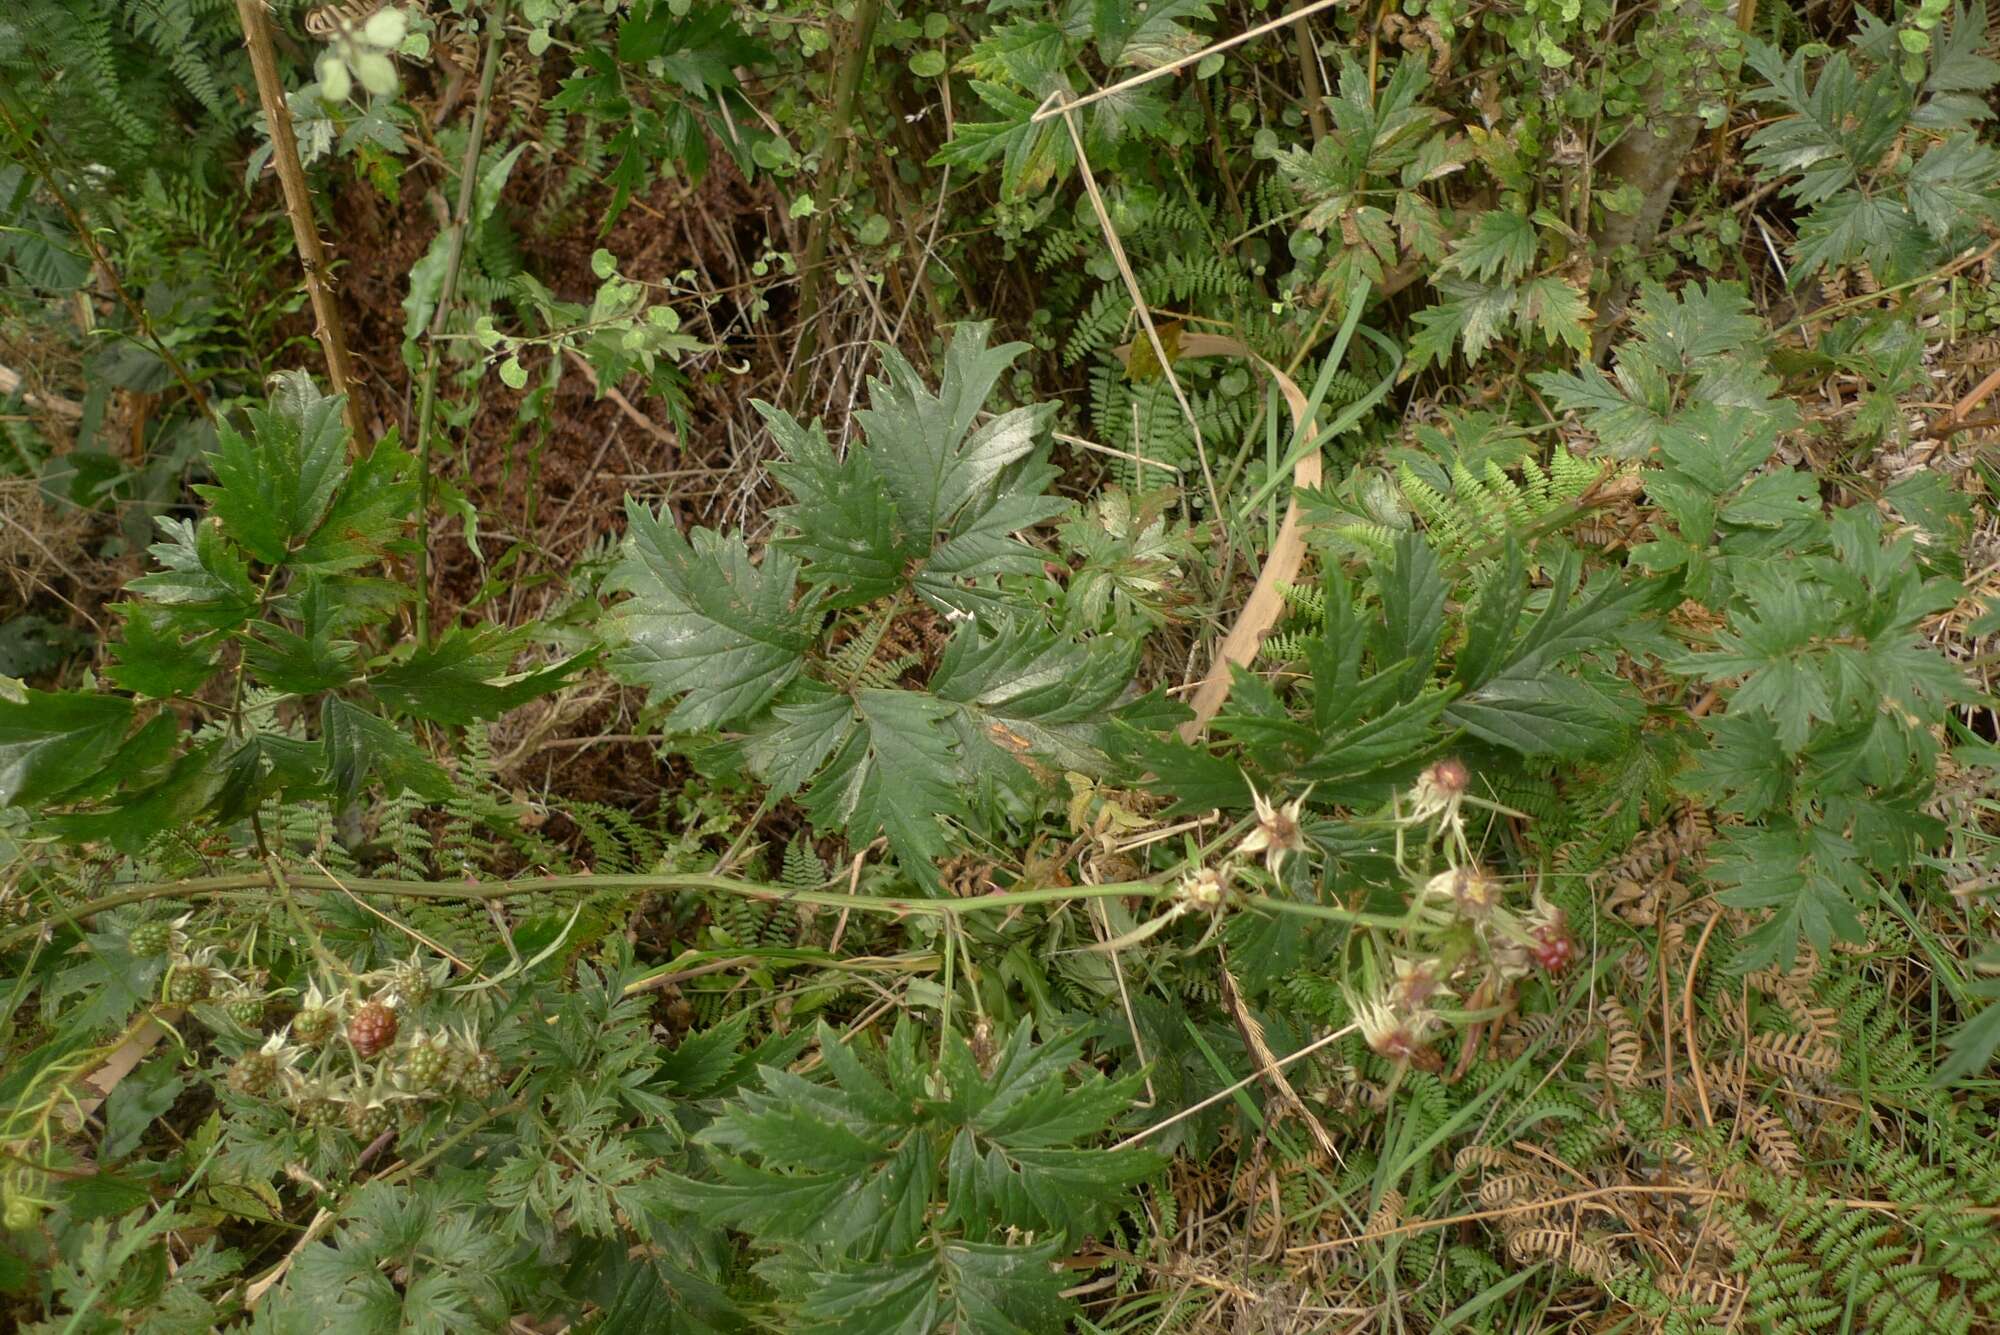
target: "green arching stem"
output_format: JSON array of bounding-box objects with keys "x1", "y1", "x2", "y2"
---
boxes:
[
  {"x1": 0, "y1": 870, "x2": 1170, "y2": 955},
  {"x1": 3, "y1": 862, "x2": 1413, "y2": 956}
]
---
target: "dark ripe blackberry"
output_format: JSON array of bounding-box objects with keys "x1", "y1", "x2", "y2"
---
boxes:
[
  {"x1": 223, "y1": 992, "x2": 266, "y2": 1028},
  {"x1": 292, "y1": 1006, "x2": 337, "y2": 1046},
  {"x1": 128, "y1": 922, "x2": 171, "y2": 956},
  {"x1": 345, "y1": 1101, "x2": 394, "y2": 1140},
  {"x1": 347, "y1": 1001, "x2": 398, "y2": 1058},
  {"x1": 164, "y1": 964, "x2": 212, "y2": 1005},
  {"x1": 229, "y1": 1050, "x2": 280, "y2": 1097}
]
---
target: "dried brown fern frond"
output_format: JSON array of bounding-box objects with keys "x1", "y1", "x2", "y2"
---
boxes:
[
  {"x1": 1595, "y1": 1001, "x2": 1644, "y2": 1087},
  {"x1": 1744, "y1": 1030, "x2": 1840, "y2": 1084},
  {"x1": 1738, "y1": 1100, "x2": 1802, "y2": 1175}
]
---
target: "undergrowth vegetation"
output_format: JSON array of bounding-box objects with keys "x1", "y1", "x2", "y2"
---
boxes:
[{"x1": 2, "y1": 0, "x2": 1998, "y2": 1330}]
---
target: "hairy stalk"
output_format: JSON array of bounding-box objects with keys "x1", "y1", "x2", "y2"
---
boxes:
[
  {"x1": 786, "y1": 0, "x2": 883, "y2": 404},
  {"x1": 413, "y1": 3, "x2": 507, "y2": 648},
  {"x1": 234, "y1": 0, "x2": 365, "y2": 440},
  {"x1": 0, "y1": 871, "x2": 1175, "y2": 954}
]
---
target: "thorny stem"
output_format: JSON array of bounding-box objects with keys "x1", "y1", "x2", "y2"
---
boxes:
[
  {"x1": 413, "y1": 2, "x2": 508, "y2": 649},
  {"x1": 235, "y1": 0, "x2": 366, "y2": 441},
  {"x1": 5, "y1": 863, "x2": 1423, "y2": 956},
  {"x1": 0, "y1": 870, "x2": 1174, "y2": 955},
  {"x1": 786, "y1": 0, "x2": 884, "y2": 404}
]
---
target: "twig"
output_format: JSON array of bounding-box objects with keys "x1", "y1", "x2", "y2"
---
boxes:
[
  {"x1": 1290, "y1": 0, "x2": 1329, "y2": 143},
  {"x1": 1029, "y1": 0, "x2": 1349, "y2": 123},
  {"x1": 1928, "y1": 362, "x2": 2000, "y2": 439},
  {"x1": 0, "y1": 869, "x2": 1176, "y2": 955},
  {"x1": 0, "y1": 363, "x2": 81, "y2": 420},
  {"x1": 1112, "y1": 1021, "x2": 1358, "y2": 1151},
  {"x1": 564, "y1": 348, "x2": 677, "y2": 446},
  {"x1": 1683, "y1": 909, "x2": 1723, "y2": 1129},
  {"x1": 235, "y1": 0, "x2": 365, "y2": 441},
  {"x1": 413, "y1": 2, "x2": 508, "y2": 646},
  {"x1": 1051, "y1": 95, "x2": 1224, "y2": 530}
]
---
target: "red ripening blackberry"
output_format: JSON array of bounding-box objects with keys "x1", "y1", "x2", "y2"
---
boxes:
[
  {"x1": 1532, "y1": 925, "x2": 1576, "y2": 974},
  {"x1": 347, "y1": 1000, "x2": 398, "y2": 1057}
]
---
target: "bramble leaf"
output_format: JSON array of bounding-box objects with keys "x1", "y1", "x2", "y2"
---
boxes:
[
  {"x1": 608, "y1": 505, "x2": 817, "y2": 730},
  {"x1": 0, "y1": 690, "x2": 134, "y2": 807},
  {"x1": 193, "y1": 373, "x2": 350, "y2": 565}
]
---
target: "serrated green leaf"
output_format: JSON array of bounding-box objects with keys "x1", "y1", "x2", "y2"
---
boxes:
[
  {"x1": 0, "y1": 689, "x2": 134, "y2": 807},
  {"x1": 1443, "y1": 209, "x2": 1537, "y2": 282},
  {"x1": 107, "y1": 607, "x2": 221, "y2": 698},
  {"x1": 292, "y1": 434, "x2": 419, "y2": 572},
  {"x1": 241, "y1": 578, "x2": 362, "y2": 696},
  {"x1": 1710, "y1": 824, "x2": 1871, "y2": 971},
  {"x1": 608, "y1": 504, "x2": 817, "y2": 730},
  {"x1": 930, "y1": 620, "x2": 1137, "y2": 790},
  {"x1": 370, "y1": 627, "x2": 590, "y2": 725},
  {"x1": 797, "y1": 688, "x2": 964, "y2": 878},
  {"x1": 321, "y1": 696, "x2": 452, "y2": 801},
  {"x1": 128, "y1": 517, "x2": 259, "y2": 631},
  {"x1": 1375, "y1": 531, "x2": 1445, "y2": 698},
  {"x1": 193, "y1": 372, "x2": 350, "y2": 564},
  {"x1": 1445, "y1": 669, "x2": 1638, "y2": 757}
]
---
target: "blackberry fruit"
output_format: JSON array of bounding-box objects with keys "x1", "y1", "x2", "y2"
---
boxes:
[
  {"x1": 128, "y1": 922, "x2": 171, "y2": 956},
  {"x1": 1531, "y1": 925, "x2": 1576, "y2": 974},
  {"x1": 387, "y1": 958, "x2": 435, "y2": 1007},
  {"x1": 229, "y1": 1050, "x2": 280, "y2": 1097},
  {"x1": 223, "y1": 992, "x2": 266, "y2": 1028},
  {"x1": 453, "y1": 1048, "x2": 504, "y2": 1099},
  {"x1": 294, "y1": 1088, "x2": 341, "y2": 1127},
  {"x1": 400, "y1": 1037, "x2": 452, "y2": 1091},
  {"x1": 164, "y1": 964, "x2": 212, "y2": 1005},
  {"x1": 345, "y1": 1101, "x2": 394, "y2": 1140},
  {"x1": 293, "y1": 1006, "x2": 338, "y2": 1046},
  {"x1": 347, "y1": 1001, "x2": 398, "y2": 1058}
]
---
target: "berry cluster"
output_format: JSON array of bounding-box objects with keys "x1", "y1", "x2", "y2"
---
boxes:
[{"x1": 174, "y1": 944, "x2": 509, "y2": 1150}]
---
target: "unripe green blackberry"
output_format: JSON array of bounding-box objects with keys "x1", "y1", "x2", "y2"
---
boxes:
[
  {"x1": 292, "y1": 1006, "x2": 338, "y2": 1046},
  {"x1": 345, "y1": 1101, "x2": 394, "y2": 1140},
  {"x1": 386, "y1": 958, "x2": 436, "y2": 1007},
  {"x1": 399, "y1": 1036, "x2": 452, "y2": 1091},
  {"x1": 453, "y1": 1048, "x2": 504, "y2": 1099},
  {"x1": 164, "y1": 963, "x2": 212, "y2": 1004},
  {"x1": 296, "y1": 1093, "x2": 340, "y2": 1128},
  {"x1": 128, "y1": 922, "x2": 171, "y2": 956},
  {"x1": 229, "y1": 1050, "x2": 280, "y2": 1097},
  {"x1": 222, "y1": 992, "x2": 266, "y2": 1028}
]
